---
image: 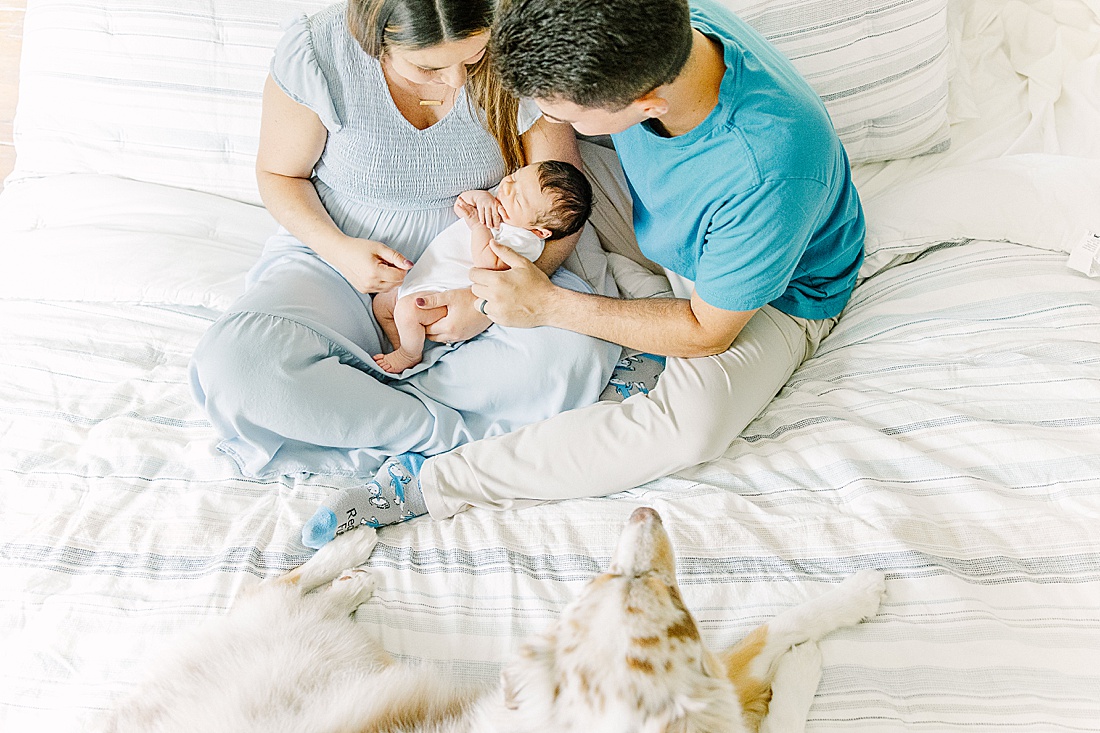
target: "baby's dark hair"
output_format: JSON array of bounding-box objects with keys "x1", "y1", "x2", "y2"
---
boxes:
[{"x1": 535, "y1": 160, "x2": 593, "y2": 240}]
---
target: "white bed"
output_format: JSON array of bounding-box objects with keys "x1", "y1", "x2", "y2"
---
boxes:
[{"x1": 2, "y1": 0, "x2": 1099, "y2": 730}]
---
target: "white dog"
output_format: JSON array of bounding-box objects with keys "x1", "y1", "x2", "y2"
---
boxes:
[{"x1": 106, "y1": 507, "x2": 885, "y2": 733}]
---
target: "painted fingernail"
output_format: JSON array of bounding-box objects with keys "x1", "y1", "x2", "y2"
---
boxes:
[{"x1": 415, "y1": 298, "x2": 425, "y2": 306}]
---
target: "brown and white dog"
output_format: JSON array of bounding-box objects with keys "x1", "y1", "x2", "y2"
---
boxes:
[{"x1": 107, "y1": 508, "x2": 885, "y2": 733}]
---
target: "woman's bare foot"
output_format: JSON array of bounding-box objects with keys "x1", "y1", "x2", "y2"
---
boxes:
[{"x1": 373, "y1": 348, "x2": 422, "y2": 374}]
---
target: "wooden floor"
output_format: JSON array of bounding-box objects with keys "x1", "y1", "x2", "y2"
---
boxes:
[{"x1": 0, "y1": 0, "x2": 26, "y2": 191}]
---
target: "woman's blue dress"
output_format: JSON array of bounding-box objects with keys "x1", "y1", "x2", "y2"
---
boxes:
[{"x1": 189, "y1": 4, "x2": 619, "y2": 479}]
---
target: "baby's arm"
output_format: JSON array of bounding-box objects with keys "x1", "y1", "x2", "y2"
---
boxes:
[{"x1": 456, "y1": 198, "x2": 509, "y2": 271}]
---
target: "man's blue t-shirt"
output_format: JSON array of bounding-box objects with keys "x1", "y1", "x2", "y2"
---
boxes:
[{"x1": 611, "y1": 0, "x2": 865, "y2": 320}]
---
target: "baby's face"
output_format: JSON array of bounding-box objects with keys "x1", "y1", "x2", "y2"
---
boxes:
[{"x1": 496, "y1": 164, "x2": 554, "y2": 230}]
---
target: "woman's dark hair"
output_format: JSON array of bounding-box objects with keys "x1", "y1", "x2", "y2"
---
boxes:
[
  {"x1": 348, "y1": 0, "x2": 526, "y2": 173},
  {"x1": 535, "y1": 160, "x2": 593, "y2": 240},
  {"x1": 348, "y1": 0, "x2": 492, "y2": 56},
  {"x1": 493, "y1": 0, "x2": 693, "y2": 110}
]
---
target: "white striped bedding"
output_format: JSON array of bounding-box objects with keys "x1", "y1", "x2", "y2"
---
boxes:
[
  {"x1": 2, "y1": 240, "x2": 1098, "y2": 730},
  {"x1": 4, "y1": 0, "x2": 1100, "y2": 730}
]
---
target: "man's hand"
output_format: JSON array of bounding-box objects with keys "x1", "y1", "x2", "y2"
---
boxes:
[
  {"x1": 471, "y1": 241, "x2": 756, "y2": 358},
  {"x1": 469, "y1": 239, "x2": 558, "y2": 328},
  {"x1": 326, "y1": 235, "x2": 413, "y2": 293},
  {"x1": 416, "y1": 288, "x2": 492, "y2": 344}
]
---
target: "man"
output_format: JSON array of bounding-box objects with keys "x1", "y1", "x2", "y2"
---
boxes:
[{"x1": 302, "y1": 0, "x2": 865, "y2": 545}]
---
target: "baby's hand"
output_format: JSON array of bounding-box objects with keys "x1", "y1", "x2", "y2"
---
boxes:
[
  {"x1": 455, "y1": 199, "x2": 492, "y2": 234},
  {"x1": 454, "y1": 198, "x2": 484, "y2": 227},
  {"x1": 456, "y1": 190, "x2": 503, "y2": 229}
]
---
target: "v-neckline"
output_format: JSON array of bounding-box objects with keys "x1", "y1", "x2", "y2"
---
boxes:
[{"x1": 371, "y1": 56, "x2": 466, "y2": 133}]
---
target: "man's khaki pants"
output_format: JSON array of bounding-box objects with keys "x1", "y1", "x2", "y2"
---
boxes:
[{"x1": 420, "y1": 305, "x2": 836, "y2": 518}]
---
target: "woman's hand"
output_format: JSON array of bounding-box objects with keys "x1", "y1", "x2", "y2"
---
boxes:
[
  {"x1": 325, "y1": 235, "x2": 414, "y2": 294},
  {"x1": 415, "y1": 288, "x2": 492, "y2": 344}
]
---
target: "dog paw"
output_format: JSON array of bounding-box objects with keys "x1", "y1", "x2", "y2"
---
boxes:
[
  {"x1": 286, "y1": 526, "x2": 380, "y2": 592},
  {"x1": 782, "y1": 641, "x2": 823, "y2": 672},
  {"x1": 323, "y1": 526, "x2": 381, "y2": 565},
  {"x1": 330, "y1": 568, "x2": 377, "y2": 605},
  {"x1": 334, "y1": 567, "x2": 375, "y2": 585},
  {"x1": 760, "y1": 643, "x2": 823, "y2": 733},
  {"x1": 771, "y1": 643, "x2": 823, "y2": 703},
  {"x1": 834, "y1": 569, "x2": 886, "y2": 625}
]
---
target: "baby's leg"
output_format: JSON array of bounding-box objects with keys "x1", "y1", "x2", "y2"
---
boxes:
[
  {"x1": 372, "y1": 289, "x2": 402, "y2": 352},
  {"x1": 373, "y1": 293, "x2": 444, "y2": 373}
]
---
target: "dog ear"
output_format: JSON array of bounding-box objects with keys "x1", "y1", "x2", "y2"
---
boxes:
[
  {"x1": 500, "y1": 665, "x2": 522, "y2": 711},
  {"x1": 106, "y1": 698, "x2": 168, "y2": 733},
  {"x1": 501, "y1": 631, "x2": 558, "y2": 713},
  {"x1": 639, "y1": 710, "x2": 680, "y2": 733},
  {"x1": 673, "y1": 664, "x2": 746, "y2": 733},
  {"x1": 700, "y1": 649, "x2": 727, "y2": 680},
  {"x1": 638, "y1": 698, "x2": 725, "y2": 733}
]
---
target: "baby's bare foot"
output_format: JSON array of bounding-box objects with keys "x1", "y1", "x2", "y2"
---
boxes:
[{"x1": 373, "y1": 350, "x2": 421, "y2": 374}]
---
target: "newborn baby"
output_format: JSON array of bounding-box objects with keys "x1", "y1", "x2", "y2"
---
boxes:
[{"x1": 372, "y1": 160, "x2": 593, "y2": 373}]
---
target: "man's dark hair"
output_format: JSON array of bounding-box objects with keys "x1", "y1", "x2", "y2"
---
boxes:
[
  {"x1": 493, "y1": 0, "x2": 693, "y2": 109},
  {"x1": 535, "y1": 160, "x2": 593, "y2": 240}
]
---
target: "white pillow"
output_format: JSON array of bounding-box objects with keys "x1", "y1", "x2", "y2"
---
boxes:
[
  {"x1": 860, "y1": 154, "x2": 1100, "y2": 280},
  {"x1": 721, "y1": 0, "x2": 952, "y2": 163},
  {"x1": 0, "y1": 174, "x2": 275, "y2": 308},
  {"x1": 10, "y1": 0, "x2": 330, "y2": 206},
  {"x1": 9, "y1": 0, "x2": 952, "y2": 209}
]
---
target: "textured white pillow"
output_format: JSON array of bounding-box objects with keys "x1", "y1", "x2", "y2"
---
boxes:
[
  {"x1": 860, "y1": 154, "x2": 1100, "y2": 281},
  {"x1": 10, "y1": 0, "x2": 330, "y2": 206},
  {"x1": 9, "y1": 0, "x2": 950, "y2": 209},
  {"x1": 0, "y1": 174, "x2": 276, "y2": 308},
  {"x1": 722, "y1": 0, "x2": 951, "y2": 163}
]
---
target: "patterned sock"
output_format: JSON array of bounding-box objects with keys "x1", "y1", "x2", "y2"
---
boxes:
[
  {"x1": 302, "y1": 452, "x2": 428, "y2": 549},
  {"x1": 599, "y1": 351, "x2": 667, "y2": 402}
]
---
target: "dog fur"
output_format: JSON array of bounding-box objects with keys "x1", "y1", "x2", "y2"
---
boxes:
[{"x1": 106, "y1": 508, "x2": 885, "y2": 733}]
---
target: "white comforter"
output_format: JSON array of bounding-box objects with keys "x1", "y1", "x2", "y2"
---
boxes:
[
  {"x1": 2, "y1": 0, "x2": 1100, "y2": 730},
  {"x1": 3, "y1": 235, "x2": 1099, "y2": 730}
]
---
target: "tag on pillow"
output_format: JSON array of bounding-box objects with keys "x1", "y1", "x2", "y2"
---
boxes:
[{"x1": 1067, "y1": 231, "x2": 1100, "y2": 277}]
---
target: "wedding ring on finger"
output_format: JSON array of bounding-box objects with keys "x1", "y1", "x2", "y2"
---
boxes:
[{"x1": 477, "y1": 299, "x2": 489, "y2": 316}]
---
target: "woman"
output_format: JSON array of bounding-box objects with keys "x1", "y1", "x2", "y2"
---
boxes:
[{"x1": 188, "y1": 0, "x2": 619, "y2": 490}]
